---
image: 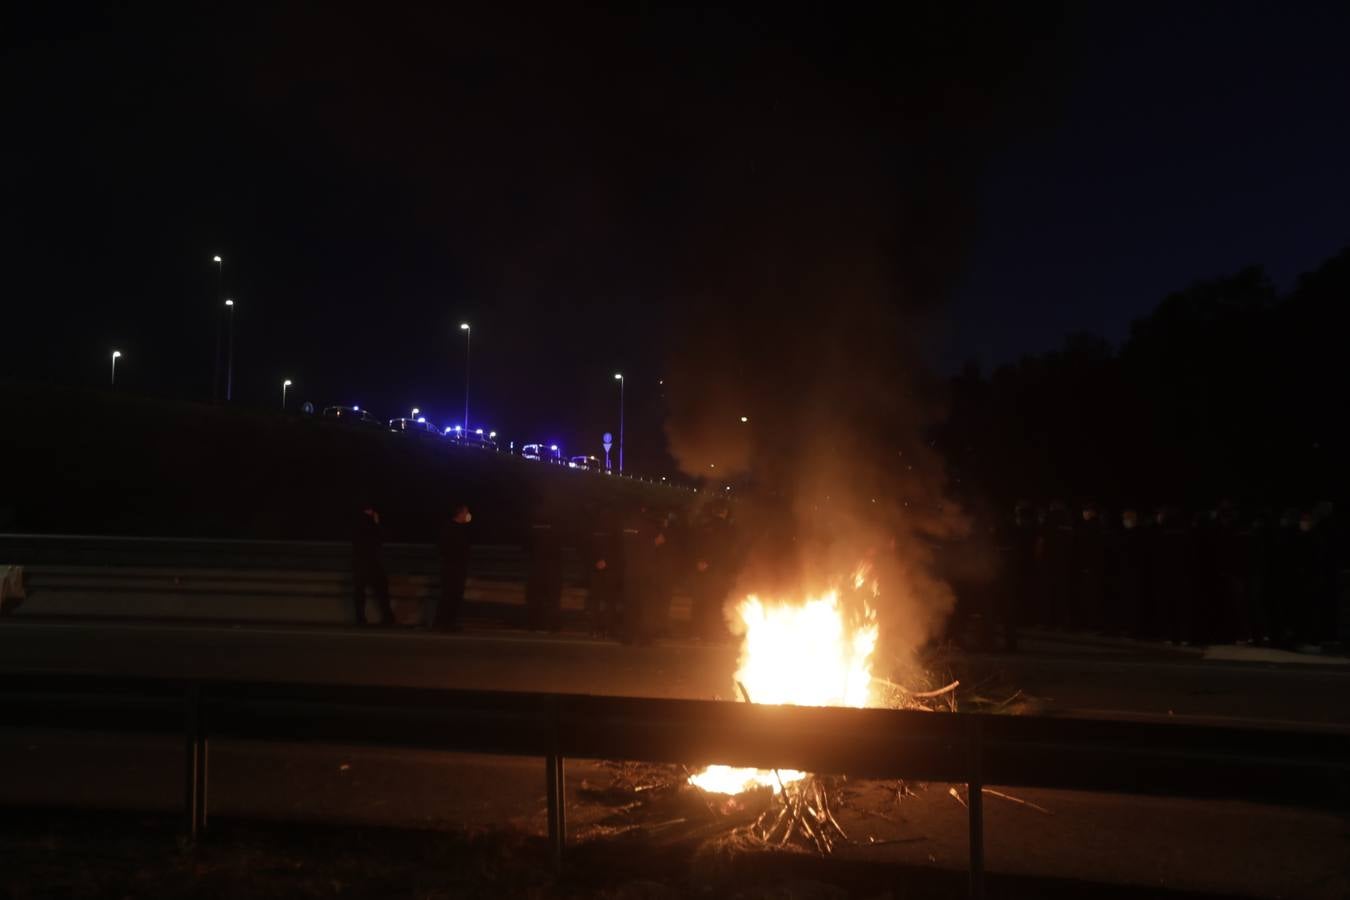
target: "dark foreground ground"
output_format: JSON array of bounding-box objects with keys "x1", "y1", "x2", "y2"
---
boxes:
[
  {"x1": 3, "y1": 737, "x2": 1348, "y2": 899},
  {"x1": 0, "y1": 806, "x2": 1285, "y2": 900},
  {"x1": 3, "y1": 622, "x2": 1350, "y2": 898}
]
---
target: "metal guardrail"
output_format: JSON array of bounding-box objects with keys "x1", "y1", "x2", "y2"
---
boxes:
[
  {"x1": 0, "y1": 532, "x2": 548, "y2": 577},
  {"x1": 2, "y1": 673, "x2": 1348, "y2": 898}
]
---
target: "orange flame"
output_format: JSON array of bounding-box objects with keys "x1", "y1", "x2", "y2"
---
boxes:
[{"x1": 688, "y1": 568, "x2": 879, "y2": 795}]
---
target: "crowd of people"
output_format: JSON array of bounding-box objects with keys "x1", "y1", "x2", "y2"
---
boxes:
[
  {"x1": 350, "y1": 494, "x2": 1346, "y2": 656},
  {"x1": 349, "y1": 499, "x2": 742, "y2": 642},
  {"x1": 967, "y1": 500, "x2": 1346, "y2": 652}
]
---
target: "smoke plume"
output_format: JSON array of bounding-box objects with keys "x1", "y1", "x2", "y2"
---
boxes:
[{"x1": 661, "y1": 6, "x2": 1067, "y2": 660}]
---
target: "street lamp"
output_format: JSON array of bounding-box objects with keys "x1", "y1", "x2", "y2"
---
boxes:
[
  {"x1": 110, "y1": 350, "x2": 122, "y2": 386},
  {"x1": 740, "y1": 415, "x2": 749, "y2": 423},
  {"x1": 282, "y1": 379, "x2": 292, "y2": 410},
  {"x1": 224, "y1": 299, "x2": 235, "y2": 402},
  {"x1": 211, "y1": 255, "x2": 223, "y2": 402},
  {"x1": 411, "y1": 407, "x2": 420, "y2": 418},
  {"x1": 614, "y1": 372, "x2": 625, "y2": 475},
  {"x1": 459, "y1": 323, "x2": 471, "y2": 432}
]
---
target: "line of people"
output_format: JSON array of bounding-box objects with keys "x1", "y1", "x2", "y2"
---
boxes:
[
  {"x1": 529, "y1": 502, "x2": 740, "y2": 643},
  {"x1": 350, "y1": 499, "x2": 742, "y2": 640},
  {"x1": 351, "y1": 501, "x2": 472, "y2": 630},
  {"x1": 985, "y1": 500, "x2": 1344, "y2": 651}
]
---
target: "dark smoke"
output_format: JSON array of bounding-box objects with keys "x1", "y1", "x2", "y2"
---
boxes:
[{"x1": 661, "y1": 6, "x2": 1069, "y2": 658}]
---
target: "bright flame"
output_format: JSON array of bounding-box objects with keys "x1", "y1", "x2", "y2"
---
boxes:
[{"x1": 688, "y1": 575, "x2": 878, "y2": 795}]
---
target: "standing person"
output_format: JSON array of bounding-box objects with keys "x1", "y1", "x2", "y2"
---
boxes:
[
  {"x1": 433, "y1": 503, "x2": 472, "y2": 632},
  {"x1": 648, "y1": 510, "x2": 677, "y2": 639},
  {"x1": 585, "y1": 506, "x2": 622, "y2": 638},
  {"x1": 985, "y1": 509, "x2": 1016, "y2": 652},
  {"x1": 1043, "y1": 501, "x2": 1073, "y2": 629},
  {"x1": 1266, "y1": 509, "x2": 1299, "y2": 647},
  {"x1": 1116, "y1": 508, "x2": 1150, "y2": 638},
  {"x1": 525, "y1": 507, "x2": 563, "y2": 632},
  {"x1": 620, "y1": 505, "x2": 652, "y2": 645},
  {"x1": 1072, "y1": 502, "x2": 1106, "y2": 631},
  {"x1": 1151, "y1": 506, "x2": 1192, "y2": 643},
  {"x1": 691, "y1": 503, "x2": 737, "y2": 641},
  {"x1": 352, "y1": 504, "x2": 393, "y2": 626},
  {"x1": 1291, "y1": 509, "x2": 1334, "y2": 648}
]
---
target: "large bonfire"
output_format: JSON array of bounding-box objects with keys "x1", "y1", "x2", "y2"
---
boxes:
[{"x1": 689, "y1": 566, "x2": 880, "y2": 795}]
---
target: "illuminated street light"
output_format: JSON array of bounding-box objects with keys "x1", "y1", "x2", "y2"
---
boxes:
[
  {"x1": 224, "y1": 299, "x2": 235, "y2": 402},
  {"x1": 740, "y1": 416, "x2": 749, "y2": 423},
  {"x1": 282, "y1": 379, "x2": 292, "y2": 409},
  {"x1": 614, "y1": 373, "x2": 625, "y2": 474},
  {"x1": 459, "y1": 323, "x2": 471, "y2": 433},
  {"x1": 110, "y1": 350, "x2": 122, "y2": 386},
  {"x1": 211, "y1": 255, "x2": 224, "y2": 402},
  {"x1": 411, "y1": 407, "x2": 420, "y2": 417}
]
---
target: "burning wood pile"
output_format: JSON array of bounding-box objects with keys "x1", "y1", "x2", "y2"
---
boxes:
[{"x1": 574, "y1": 565, "x2": 1034, "y2": 856}]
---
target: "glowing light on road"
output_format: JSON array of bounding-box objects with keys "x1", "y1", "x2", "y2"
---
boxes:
[{"x1": 689, "y1": 577, "x2": 878, "y2": 795}]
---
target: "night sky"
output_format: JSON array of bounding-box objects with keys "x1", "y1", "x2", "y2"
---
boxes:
[{"x1": 5, "y1": 3, "x2": 1349, "y2": 467}]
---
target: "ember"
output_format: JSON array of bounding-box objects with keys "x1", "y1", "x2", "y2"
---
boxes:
[{"x1": 688, "y1": 569, "x2": 879, "y2": 796}]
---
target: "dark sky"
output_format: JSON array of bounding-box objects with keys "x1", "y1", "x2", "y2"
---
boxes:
[
  {"x1": 4, "y1": 3, "x2": 1349, "y2": 466},
  {"x1": 949, "y1": 3, "x2": 1350, "y2": 369}
]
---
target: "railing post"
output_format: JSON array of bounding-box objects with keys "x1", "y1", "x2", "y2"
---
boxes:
[
  {"x1": 183, "y1": 684, "x2": 202, "y2": 840},
  {"x1": 967, "y1": 716, "x2": 985, "y2": 900},
  {"x1": 546, "y1": 754, "x2": 565, "y2": 871},
  {"x1": 197, "y1": 734, "x2": 209, "y2": 834},
  {"x1": 545, "y1": 698, "x2": 566, "y2": 871}
]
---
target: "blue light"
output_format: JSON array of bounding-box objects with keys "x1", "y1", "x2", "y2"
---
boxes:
[
  {"x1": 353, "y1": 405, "x2": 360, "y2": 411},
  {"x1": 416, "y1": 417, "x2": 426, "y2": 424},
  {"x1": 550, "y1": 444, "x2": 558, "y2": 452},
  {"x1": 475, "y1": 428, "x2": 483, "y2": 435}
]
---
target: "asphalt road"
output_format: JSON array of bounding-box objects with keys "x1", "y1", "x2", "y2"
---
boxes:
[
  {"x1": 3, "y1": 620, "x2": 1350, "y2": 725},
  {"x1": 2, "y1": 621, "x2": 1349, "y2": 897}
]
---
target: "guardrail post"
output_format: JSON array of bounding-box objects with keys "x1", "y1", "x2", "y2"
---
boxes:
[
  {"x1": 546, "y1": 754, "x2": 565, "y2": 871},
  {"x1": 967, "y1": 716, "x2": 984, "y2": 900},
  {"x1": 183, "y1": 684, "x2": 203, "y2": 840}
]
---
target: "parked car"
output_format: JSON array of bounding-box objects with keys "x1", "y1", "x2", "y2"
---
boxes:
[
  {"x1": 521, "y1": 442, "x2": 562, "y2": 462},
  {"x1": 389, "y1": 417, "x2": 439, "y2": 436},
  {"x1": 445, "y1": 425, "x2": 498, "y2": 450},
  {"x1": 323, "y1": 405, "x2": 382, "y2": 428}
]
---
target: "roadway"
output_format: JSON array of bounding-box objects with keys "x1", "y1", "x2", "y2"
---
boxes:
[
  {"x1": 2, "y1": 621, "x2": 1349, "y2": 897},
  {"x1": 3, "y1": 619, "x2": 1349, "y2": 724}
]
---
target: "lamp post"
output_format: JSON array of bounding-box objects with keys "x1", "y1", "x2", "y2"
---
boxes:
[
  {"x1": 211, "y1": 255, "x2": 223, "y2": 402},
  {"x1": 110, "y1": 350, "x2": 122, "y2": 386},
  {"x1": 460, "y1": 323, "x2": 471, "y2": 432},
  {"x1": 614, "y1": 372, "x2": 625, "y2": 475},
  {"x1": 224, "y1": 299, "x2": 235, "y2": 402},
  {"x1": 282, "y1": 379, "x2": 292, "y2": 410}
]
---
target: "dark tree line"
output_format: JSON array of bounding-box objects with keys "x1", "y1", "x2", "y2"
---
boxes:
[{"x1": 940, "y1": 247, "x2": 1350, "y2": 514}]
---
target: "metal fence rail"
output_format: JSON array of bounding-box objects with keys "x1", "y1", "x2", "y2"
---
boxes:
[{"x1": 3, "y1": 672, "x2": 1348, "y2": 898}]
